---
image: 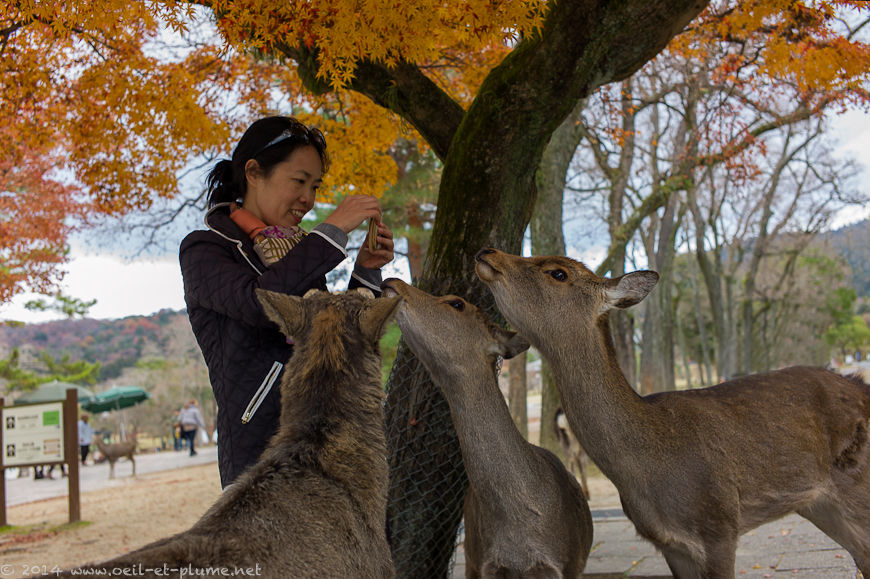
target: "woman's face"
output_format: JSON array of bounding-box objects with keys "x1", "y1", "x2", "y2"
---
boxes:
[{"x1": 243, "y1": 145, "x2": 323, "y2": 228}]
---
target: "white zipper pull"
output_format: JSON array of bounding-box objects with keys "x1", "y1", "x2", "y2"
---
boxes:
[{"x1": 241, "y1": 361, "x2": 283, "y2": 424}]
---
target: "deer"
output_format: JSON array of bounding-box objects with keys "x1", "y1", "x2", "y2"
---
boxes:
[
  {"x1": 51, "y1": 288, "x2": 400, "y2": 578},
  {"x1": 554, "y1": 407, "x2": 590, "y2": 499},
  {"x1": 475, "y1": 248, "x2": 870, "y2": 579},
  {"x1": 93, "y1": 432, "x2": 137, "y2": 479},
  {"x1": 381, "y1": 278, "x2": 593, "y2": 578}
]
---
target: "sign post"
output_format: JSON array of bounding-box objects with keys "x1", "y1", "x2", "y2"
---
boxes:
[
  {"x1": 65, "y1": 389, "x2": 81, "y2": 522},
  {"x1": 0, "y1": 390, "x2": 81, "y2": 525}
]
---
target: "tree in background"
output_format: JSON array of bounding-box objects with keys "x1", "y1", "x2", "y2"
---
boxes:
[
  {"x1": 566, "y1": 0, "x2": 869, "y2": 391},
  {"x1": 0, "y1": 151, "x2": 88, "y2": 303},
  {"x1": 0, "y1": 286, "x2": 100, "y2": 393},
  {"x1": 25, "y1": 293, "x2": 97, "y2": 319},
  {"x1": 0, "y1": 348, "x2": 100, "y2": 393},
  {"x1": 825, "y1": 287, "x2": 870, "y2": 361}
]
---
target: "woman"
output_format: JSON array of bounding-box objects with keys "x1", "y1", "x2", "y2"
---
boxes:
[{"x1": 180, "y1": 116, "x2": 395, "y2": 487}]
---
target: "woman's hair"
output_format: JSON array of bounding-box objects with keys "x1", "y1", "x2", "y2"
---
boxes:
[{"x1": 205, "y1": 116, "x2": 330, "y2": 208}]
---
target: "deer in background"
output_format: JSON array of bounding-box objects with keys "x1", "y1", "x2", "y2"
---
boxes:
[
  {"x1": 93, "y1": 432, "x2": 137, "y2": 479},
  {"x1": 382, "y1": 278, "x2": 592, "y2": 578},
  {"x1": 476, "y1": 248, "x2": 870, "y2": 579},
  {"x1": 553, "y1": 407, "x2": 590, "y2": 499},
  {"x1": 52, "y1": 289, "x2": 399, "y2": 578}
]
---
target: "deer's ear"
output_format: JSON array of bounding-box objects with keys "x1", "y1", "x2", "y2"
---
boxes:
[
  {"x1": 256, "y1": 289, "x2": 307, "y2": 339},
  {"x1": 604, "y1": 271, "x2": 659, "y2": 310},
  {"x1": 359, "y1": 296, "x2": 403, "y2": 340},
  {"x1": 489, "y1": 327, "x2": 531, "y2": 359}
]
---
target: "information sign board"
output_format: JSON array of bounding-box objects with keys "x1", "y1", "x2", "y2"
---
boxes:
[{"x1": 1, "y1": 402, "x2": 65, "y2": 466}]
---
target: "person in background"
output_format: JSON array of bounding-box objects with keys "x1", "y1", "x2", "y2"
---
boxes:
[
  {"x1": 171, "y1": 409, "x2": 183, "y2": 451},
  {"x1": 78, "y1": 413, "x2": 94, "y2": 466},
  {"x1": 180, "y1": 116, "x2": 394, "y2": 487},
  {"x1": 178, "y1": 399, "x2": 206, "y2": 456}
]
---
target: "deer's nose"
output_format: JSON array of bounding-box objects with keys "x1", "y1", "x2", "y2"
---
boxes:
[{"x1": 475, "y1": 248, "x2": 497, "y2": 261}]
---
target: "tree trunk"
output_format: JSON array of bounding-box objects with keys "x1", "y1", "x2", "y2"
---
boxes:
[
  {"x1": 507, "y1": 352, "x2": 528, "y2": 439},
  {"x1": 531, "y1": 97, "x2": 584, "y2": 455},
  {"x1": 639, "y1": 195, "x2": 680, "y2": 393},
  {"x1": 379, "y1": 1, "x2": 710, "y2": 574},
  {"x1": 676, "y1": 306, "x2": 693, "y2": 388},
  {"x1": 689, "y1": 272, "x2": 713, "y2": 385}
]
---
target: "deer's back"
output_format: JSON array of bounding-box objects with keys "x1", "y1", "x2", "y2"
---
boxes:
[
  {"x1": 629, "y1": 366, "x2": 870, "y2": 533},
  {"x1": 643, "y1": 366, "x2": 870, "y2": 443},
  {"x1": 186, "y1": 446, "x2": 391, "y2": 576}
]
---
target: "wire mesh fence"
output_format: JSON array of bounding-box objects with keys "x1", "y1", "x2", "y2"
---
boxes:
[{"x1": 384, "y1": 339, "x2": 468, "y2": 578}]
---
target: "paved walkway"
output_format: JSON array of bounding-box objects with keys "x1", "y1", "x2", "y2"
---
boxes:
[
  {"x1": 582, "y1": 508, "x2": 859, "y2": 578},
  {"x1": 451, "y1": 498, "x2": 862, "y2": 578},
  {"x1": 2, "y1": 445, "x2": 218, "y2": 507}
]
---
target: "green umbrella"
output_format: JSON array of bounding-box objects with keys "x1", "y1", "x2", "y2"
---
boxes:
[
  {"x1": 82, "y1": 385, "x2": 151, "y2": 441},
  {"x1": 81, "y1": 385, "x2": 150, "y2": 413},
  {"x1": 14, "y1": 380, "x2": 97, "y2": 405}
]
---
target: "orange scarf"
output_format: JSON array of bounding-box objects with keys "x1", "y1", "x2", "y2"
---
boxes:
[{"x1": 229, "y1": 204, "x2": 307, "y2": 266}]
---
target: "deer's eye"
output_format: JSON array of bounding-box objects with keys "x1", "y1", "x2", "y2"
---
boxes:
[
  {"x1": 446, "y1": 299, "x2": 465, "y2": 311},
  {"x1": 547, "y1": 269, "x2": 568, "y2": 282}
]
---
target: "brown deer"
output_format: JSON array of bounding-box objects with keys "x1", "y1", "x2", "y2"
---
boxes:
[
  {"x1": 382, "y1": 278, "x2": 593, "y2": 578},
  {"x1": 52, "y1": 289, "x2": 400, "y2": 578},
  {"x1": 554, "y1": 407, "x2": 590, "y2": 499},
  {"x1": 475, "y1": 248, "x2": 870, "y2": 579},
  {"x1": 93, "y1": 433, "x2": 136, "y2": 479}
]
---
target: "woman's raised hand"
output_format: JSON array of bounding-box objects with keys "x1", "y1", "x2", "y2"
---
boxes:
[{"x1": 323, "y1": 195, "x2": 383, "y2": 233}]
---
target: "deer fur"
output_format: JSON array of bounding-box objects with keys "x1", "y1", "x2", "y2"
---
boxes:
[
  {"x1": 53, "y1": 289, "x2": 400, "y2": 578},
  {"x1": 475, "y1": 248, "x2": 870, "y2": 579},
  {"x1": 93, "y1": 434, "x2": 136, "y2": 479},
  {"x1": 554, "y1": 407, "x2": 590, "y2": 500},
  {"x1": 382, "y1": 278, "x2": 593, "y2": 578}
]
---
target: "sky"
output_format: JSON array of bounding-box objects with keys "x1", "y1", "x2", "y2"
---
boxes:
[{"x1": 1, "y1": 110, "x2": 868, "y2": 325}]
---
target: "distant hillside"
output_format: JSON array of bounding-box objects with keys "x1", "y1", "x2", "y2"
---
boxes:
[
  {"x1": 0, "y1": 306, "x2": 400, "y2": 441},
  {"x1": 827, "y1": 218, "x2": 870, "y2": 297},
  {"x1": 0, "y1": 308, "x2": 198, "y2": 381},
  {"x1": 0, "y1": 309, "x2": 213, "y2": 441}
]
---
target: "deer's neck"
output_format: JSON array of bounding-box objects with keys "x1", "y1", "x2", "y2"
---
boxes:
[
  {"x1": 434, "y1": 363, "x2": 540, "y2": 506},
  {"x1": 542, "y1": 317, "x2": 652, "y2": 478},
  {"x1": 275, "y1": 358, "x2": 387, "y2": 492}
]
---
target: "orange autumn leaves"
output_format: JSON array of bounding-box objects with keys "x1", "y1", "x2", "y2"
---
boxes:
[{"x1": 2, "y1": 0, "x2": 868, "y2": 305}]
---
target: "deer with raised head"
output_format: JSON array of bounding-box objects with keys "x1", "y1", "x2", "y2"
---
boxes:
[
  {"x1": 382, "y1": 278, "x2": 593, "y2": 578},
  {"x1": 51, "y1": 289, "x2": 399, "y2": 578},
  {"x1": 93, "y1": 433, "x2": 136, "y2": 479},
  {"x1": 475, "y1": 248, "x2": 870, "y2": 579},
  {"x1": 554, "y1": 407, "x2": 590, "y2": 499}
]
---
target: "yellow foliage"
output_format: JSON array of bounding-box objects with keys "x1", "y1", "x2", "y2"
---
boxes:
[{"x1": 210, "y1": 0, "x2": 545, "y2": 89}]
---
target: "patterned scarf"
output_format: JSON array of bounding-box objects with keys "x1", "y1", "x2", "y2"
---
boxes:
[{"x1": 229, "y1": 203, "x2": 308, "y2": 267}]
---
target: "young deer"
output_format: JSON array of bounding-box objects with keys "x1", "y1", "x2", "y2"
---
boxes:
[
  {"x1": 382, "y1": 278, "x2": 593, "y2": 578},
  {"x1": 554, "y1": 407, "x2": 590, "y2": 499},
  {"x1": 53, "y1": 289, "x2": 400, "y2": 578},
  {"x1": 475, "y1": 248, "x2": 870, "y2": 579},
  {"x1": 93, "y1": 434, "x2": 136, "y2": 479}
]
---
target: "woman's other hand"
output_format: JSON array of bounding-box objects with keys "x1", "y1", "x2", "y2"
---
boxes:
[{"x1": 357, "y1": 221, "x2": 395, "y2": 269}]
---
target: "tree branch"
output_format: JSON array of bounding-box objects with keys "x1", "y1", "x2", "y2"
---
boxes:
[{"x1": 278, "y1": 43, "x2": 463, "y2": 162}]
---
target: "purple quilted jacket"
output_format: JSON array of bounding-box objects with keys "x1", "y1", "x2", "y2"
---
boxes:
[{"x1": 179, "y1": 204, "x2": 381, "y2": 487}]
